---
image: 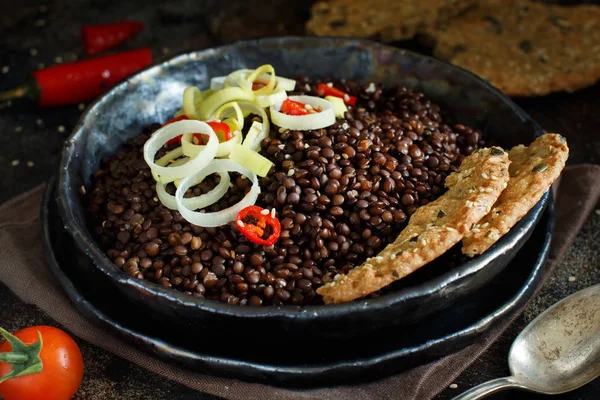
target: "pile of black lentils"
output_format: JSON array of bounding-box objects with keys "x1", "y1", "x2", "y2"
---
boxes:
[{"x1": 86, "y1": 77, "x2": 484, "y2": 306}]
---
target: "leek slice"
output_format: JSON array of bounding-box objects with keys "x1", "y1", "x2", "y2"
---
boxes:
[
  {"x1": 183, "y1": 86, "x2": 202, "y2": 118},
  {"x1": 229, "y1": 143, "x2": 273, "y2": 177},
  {"x1": 256, "y1": 88, "x2": 287, "y2": 108},
  {"x1": 246, "y1": 64, "x2": 276, "y2": 96},
  {"x1": 243, "y1": 121, "x2": 263, "y2": 150},
  {"x1": 325, "y1": 95, "x2": 348, "y2": 117},
  {"x1": 213, "y1": 101, "x2": 244, "y2": 132},
  {"x1": 198, "y1": 87, "x2": 255, "y2": 120}
]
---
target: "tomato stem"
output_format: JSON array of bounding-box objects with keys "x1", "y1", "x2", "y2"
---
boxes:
[
  {"x1": 0, "y1": 328, "x2": 43, "y2": 384},
  {"x1": 0, "y1": 352, "x2": 29, "y2": 364}
]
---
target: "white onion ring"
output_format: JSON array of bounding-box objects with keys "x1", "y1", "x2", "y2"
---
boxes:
[
  {"x1": 156, "y1": 170, "x2": 231, "y2": 210},
  {"x1": 175, "y1": 159, "x2": 260, "y2": 227},
  {"x1": 270, "y1": 95, "x2": 336, "y2": 131},
  {"x1": 223, "y1": 69, "x2": 296, "y2": 91},
  {"x1": 143, "y1": 120, "x2": 218, "y2": 183}
]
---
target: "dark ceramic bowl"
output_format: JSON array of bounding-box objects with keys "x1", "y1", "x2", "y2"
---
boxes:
[{"x1": 57, "y1": 37, "x2": 548, "y2": 346}]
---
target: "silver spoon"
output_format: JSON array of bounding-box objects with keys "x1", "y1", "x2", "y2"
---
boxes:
[{"x1": 452, "y1": 283, "x2": 600, "y2": 399}]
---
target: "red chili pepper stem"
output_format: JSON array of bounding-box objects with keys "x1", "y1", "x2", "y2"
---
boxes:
[{"x1": 0, "y1": 76, "x2": 40, "y2": 104}]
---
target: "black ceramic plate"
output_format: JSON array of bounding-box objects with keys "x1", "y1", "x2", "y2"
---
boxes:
[
  {"x1": 57, "y1": 37, "x2": 548, "y2": 343},
  {"x1": 42, "y1": 176, "x2": 554, "y2": 386}
]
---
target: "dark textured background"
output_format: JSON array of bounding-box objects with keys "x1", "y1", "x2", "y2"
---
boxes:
[{"x1": 0, "y1": 0, "x2": 598, "y2": 399}]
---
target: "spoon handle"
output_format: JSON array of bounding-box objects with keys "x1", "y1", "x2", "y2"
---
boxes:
[{"x1": 451, "y1": 376, "x2": 524, "y2": 400}]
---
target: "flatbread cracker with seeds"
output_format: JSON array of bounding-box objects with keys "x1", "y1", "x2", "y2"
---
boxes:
[
  {"x1": 317, "y1": 147, "x2": 510, "y2": 304},
  {"x1": 462, "y1": 134, "x2": 568, "y2": 257},
  {"x1": 428, "y1": 0, "x2": 600, "y2": 96},
  {"x1": 306, "y1": 0, "x2": 475, "y2": 42}
]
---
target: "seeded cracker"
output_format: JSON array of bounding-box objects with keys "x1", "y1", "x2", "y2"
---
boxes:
[
  {"x1": 317, "y1": 147, "x2": 510, "y2": 304},
  {"x1": 428, "y1": 0, "x2": 600, "y2": 96},
  {"x1": 306, "y1": 0, "x2": 475, "y2": 42},
  {"x1": 462, "y1": 134, "x2": 568, "y2": 257}
]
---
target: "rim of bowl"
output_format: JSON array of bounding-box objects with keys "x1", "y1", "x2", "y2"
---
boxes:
[{"x1": 57, "y1": 36, "x2": 545, "y2": 319}]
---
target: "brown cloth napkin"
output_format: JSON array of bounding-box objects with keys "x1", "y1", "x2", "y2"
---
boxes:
[{"x1": 1, "y1": 164, "x2": 599, "y2": 400}]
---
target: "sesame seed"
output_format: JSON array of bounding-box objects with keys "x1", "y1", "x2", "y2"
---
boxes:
[
  {"x1": 304, "y1": 143, "x2": 309, "y2": 149},
  {"x1": 79, "y1": 185, "x2": 86, "y2": 195},
  {"x1": 287, "y1": 169, "x2": 295, "y2": 176},
  {"x1": 481, "y1": 222, "x2": 489, "y2": 228},
  {"x1": 260, "y1": 209, "x2": 270, "y2": 215},
  {"x1": 365, "y1": 82, "x2": 376, "y2": 93},
  {"x1": 284, "y1": 154, "x2": 291, "y2": 159},
  {"x1": 342, "y1": 153, "x2": 349, "y2": 159},
  {"x1": 26, "y1": 161, "x2": 34, "y2": 167},
  {"x1": 466, "y1": 200, "x2": 473, "y2": 207},
  {"x1": 153, "y1": 197, "x2": 158, "y2": 202},
  {"x1": 472, "y1": 228, "x2": 480, "y2": 233},
  {"x1": 412, "y1": 248, "x2": 418, "y2": 253},
  {"x1": 445, "y1": 227, "x2": 456, "y2": 232},
  {"x1": 236, "y1": 220, "x2": 245, "y2": 227},
  {"x1": 449, "y1": 383, "x2": 458, "y2": 389},
  {"x1": 30, "y1": 48, "x2": 38, "y2": 56},
  {"x1": 304, "y1": 83, "x2": 311, "y2": 91},
  {"x1": 54, "y1": 56, "x2": 63, "y2": 64},
  {"x1": 420, "y1": 239, "x2": 427, "y2": 245},
  {"x1": 11, "y1": 159, "x2": 20, "y2": 167},
  {"x1": 342, "y1": 122, "x2": 349, "y2": 130},
  {"x1": 334, "y1": 274, "x2": 341, "y2": 280},
  {"x1": 14, "y1": 126, "x2": 22, "y2": 133},
  {"x1": 326, "y1": 82, "x2": 333, "y2": 88},
  {"x1": 1, "y1": 66, "x2": 8, "y2": 74},
  {"x1": 278, "y1": 144, "x2": 285, "y2": 149},
  {"x1": 271, "y1": 208, "x2": 276, "y2": 218},
  {"x1": 568, "y1": 275, "x2": 576, "y2": 282},
  {"x1": 344, "y1": 93, "x2": 350, "y2": 102},
  {"x1": 490, "y1": 176, "x2": 498, "y2": 180},
  {"x1": 482, "y1": 173, "x2": 490, "y2": 179},
  {"x1": 305, "y1": 104, "x2": 313, "y2": 110}
]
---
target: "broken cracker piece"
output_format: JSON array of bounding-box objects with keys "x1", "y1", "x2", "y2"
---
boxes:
[
  {"x1": 317, "y1": 147, "x2": 510, "y2": 304},
  {"x1": 462, "y1": 133, "x2": 568, "y2": 257}
]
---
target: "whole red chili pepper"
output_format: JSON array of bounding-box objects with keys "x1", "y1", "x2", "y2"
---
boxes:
[
  {"x1": 81, "y1": 21, "x2": 146, "y2": 55},
  {"x1": 0, "y1": 48, "x2": 152, "y2": 107},
  {"x1": 317, "y1": 83, "x2": 357, "y2": 106},
  {"x1": 235, "y1": 206, "x2": 281, "y2": 246}
]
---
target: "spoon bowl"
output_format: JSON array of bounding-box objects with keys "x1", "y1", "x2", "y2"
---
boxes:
[{"x1": 453, "y1": 283, "x2": 600, "y2": 399}]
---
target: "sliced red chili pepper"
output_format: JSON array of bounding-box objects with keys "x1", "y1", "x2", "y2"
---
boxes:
[
  {"x1": 280, "y1": 98, "x2": 310, "y2": 116},
  {"x1": 316, "y1": 83, "x2": 357, "y2": 106},
  {"x1": 235, "y1": 205, "x2": 281, "y2": 246},
  {"x1": 165, "y1": 119, "x2": 232, "y2": 146},
  {"x1": 252, "y1": 81, "x2": 267, "y2": 91},
  {"x1": 81, "y1": 21, "x2": 146, "y2": 55},
  {"x1": 0, "y1": 48, "x2": 153, "y2": 107},
  {"x1": 207, "y1": 121, "x2": 232, "y2": 143}
]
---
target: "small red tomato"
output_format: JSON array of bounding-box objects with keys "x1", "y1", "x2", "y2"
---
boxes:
[{"x1": 0, "y1": 326, "x2": 84, "y2": 400}]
